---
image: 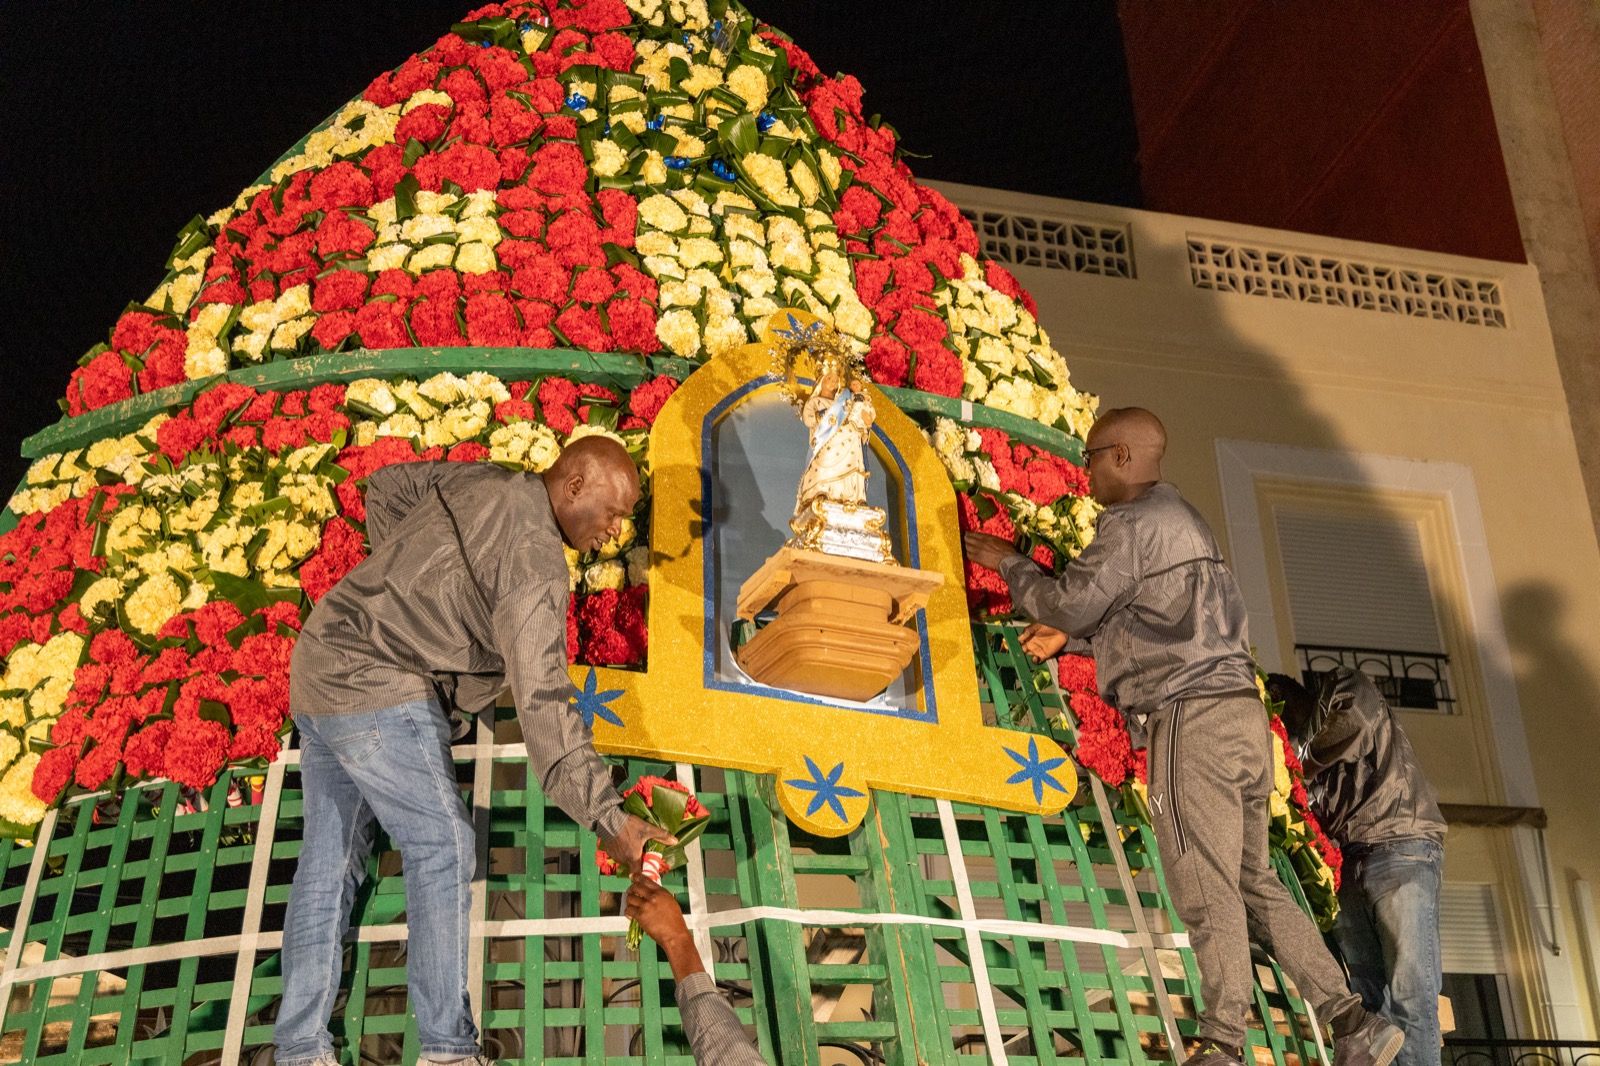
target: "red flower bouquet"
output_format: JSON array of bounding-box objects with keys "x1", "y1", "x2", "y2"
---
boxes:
[{"x1": 594, "y1": 774, "x2": 710, "y2": 949}]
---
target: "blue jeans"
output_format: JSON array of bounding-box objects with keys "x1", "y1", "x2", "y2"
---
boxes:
[
  {"x1": 274, "y1": 699, "x2": 480, "y2": 1065},
  {"x1": 1332, "y1": 838, "x2": 1443, "y2": 1066}
]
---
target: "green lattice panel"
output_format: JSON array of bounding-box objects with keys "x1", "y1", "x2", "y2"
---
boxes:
[{"x1": 0, "y1": 624, "x2": 1331, "y2": 1065}]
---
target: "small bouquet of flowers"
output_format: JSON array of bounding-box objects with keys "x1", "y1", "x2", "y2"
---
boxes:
[{"x1": 595, "y1": 775, "x2": 711, "y2": 949}]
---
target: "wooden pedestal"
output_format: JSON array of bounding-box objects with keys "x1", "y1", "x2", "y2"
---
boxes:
[{"x1": 735, "y1": 548, "x2": 944, "y2": 702}]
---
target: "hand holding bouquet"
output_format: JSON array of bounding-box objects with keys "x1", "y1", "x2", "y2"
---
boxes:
[{"x1": 596, "y1": 776, "x2": 711, "y2": 950}]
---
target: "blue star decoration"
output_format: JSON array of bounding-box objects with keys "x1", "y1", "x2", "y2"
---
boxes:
[
  {"x1": 784, "y1": 756, "x2": 865, "y2": 824},
  {"x1": 773, "y1": 312, "x2": 823, "y2": 343},
  {"x1": 1003, "y1": 737, "x2": 1069, "y2": 804},
  {"x1": 571, "y1": 668, "x2": 624, "y2": 729}
]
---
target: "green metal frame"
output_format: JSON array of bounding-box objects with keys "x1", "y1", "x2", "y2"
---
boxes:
[{"x1": 0, "y1": 624, "x2": 1328, "y2": 1065}]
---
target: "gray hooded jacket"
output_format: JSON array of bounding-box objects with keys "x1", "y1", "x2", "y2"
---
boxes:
[{"x1": 1290, "y1": 666, "x2": 1446, "y2": 849}]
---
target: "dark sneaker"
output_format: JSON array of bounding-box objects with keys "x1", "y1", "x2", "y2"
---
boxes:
[
  {"x1": 1182, "y1": 1040, "x2": 1245, "y2": 1066},
  {"x1": 1333, "y1": 1012, "x2": 1404, "y2": 1066}
]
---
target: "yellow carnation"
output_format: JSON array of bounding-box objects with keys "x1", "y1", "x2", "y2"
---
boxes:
[
  {"x1": 408, "y1": 244, "x2": 456, "y2": 272},
  {"x1": 0, "y1": 754, "x2": 47, "y2": 827},
  {"x1": 680, "y1": 64, "x2": 722, "y2": 96},
  {"x1": 655, "y1": 309, "x2": 701, "y2": 358},
  {"x1": 347, "y1": 378, "x2": 398, "y2": 416},
  {"x1": 455, "y1": 215, "x2": 502, "y2": 247},
  {"x1": 126, "y1": 572, "x2": 185, "y2": 636},
  {"x1": 725, "y1": 65, "x2": 769, "y2": 109},
  {"x1": 592, "y1": 139, "x2": 629, "y2": 178},
  {"x1": 368, "y1": 243, "x2": 410, "y2": 272},
  {"x1": 455, "y1": 242, "x2": 497, "y2": 275},
  {"x1": 639, "y1": 194, "x2": 689, "y2": 233},
  {"x1": 740, "y1": 153, "x2": 799, "y2": 207},
  {"x1": 677, "y1": 237, "x2": 723, "y2": 268}
]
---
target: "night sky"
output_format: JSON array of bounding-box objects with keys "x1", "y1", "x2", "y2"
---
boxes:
[{"x1": 0, "y1": 1, "x2": 1139, "y2": 492}]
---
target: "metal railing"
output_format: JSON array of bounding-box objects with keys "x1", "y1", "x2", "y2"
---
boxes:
[
  {"x1": 1295, "y1": 643, "x2": 1456, "y2": 712},
  {"x1": 1442, "y1": 1039, "x2": 1600, "y2": 1066}
]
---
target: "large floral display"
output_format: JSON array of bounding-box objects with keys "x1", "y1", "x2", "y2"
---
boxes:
[{"x1": 0, "y1": 0, "x2": 1340, "y2": 921}]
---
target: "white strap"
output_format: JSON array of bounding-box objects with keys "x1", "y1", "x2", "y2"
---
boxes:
[
  {"x1": 938, "y1": 798, "x2": 1008, "y2": 1064},
  {"x1": 675, "y1": 762, "x2": 717, "y2": 978},
  {"x1": 0, "y1": 897, "x2": 1190, "y2": 991}
]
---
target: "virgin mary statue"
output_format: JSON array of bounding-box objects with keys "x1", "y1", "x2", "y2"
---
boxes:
[{"x1": 795, "y1": 366, "x2": 875, "y2": 512}]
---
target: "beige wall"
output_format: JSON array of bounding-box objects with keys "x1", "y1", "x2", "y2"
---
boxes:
[
  {"x1": 936, "y1": 179, "x2": 1600, "y2": 1037},
  {"x1": 1472, "y1": 0, "x2": 1600, "y2": 541}
]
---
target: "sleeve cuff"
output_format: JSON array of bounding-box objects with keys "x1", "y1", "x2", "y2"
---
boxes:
[
  {"x1": 675, "y1": 970, "x2": 717, "y2": 1005},
  {"x1": 999, "y1": 553, "x2": 1033, "y2": 584},
  {"x1": 594, "y1": 801, "x2": 629, "y2": 841}
]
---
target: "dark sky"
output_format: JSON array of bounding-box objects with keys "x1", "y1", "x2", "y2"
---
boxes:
[{"x1": 0, "y1": 1, "x2": 1138, "y2": 492}]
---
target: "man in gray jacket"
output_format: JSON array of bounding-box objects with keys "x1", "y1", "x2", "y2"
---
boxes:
[
  {"x1": 965, "y1": 407, "x2": 1400, "y2": 1066},
  {"x1": 1268, "y1": 668, "x2": 1446, "y2": 1066},
  {"x1": 276, "y1": 436, "x2": 674, "y2": 1066}
]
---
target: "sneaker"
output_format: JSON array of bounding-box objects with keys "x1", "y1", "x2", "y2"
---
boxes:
[
  {"x1": 1182, "y1": 1040, "x2": 1245, "y2": 1066},
  {"x1": 1332, "y1": 1012, "x2": 1404, "y2": 1066},
  {"x1": 419, "y1": 1056, "x2": 493, "y2": 1066}
]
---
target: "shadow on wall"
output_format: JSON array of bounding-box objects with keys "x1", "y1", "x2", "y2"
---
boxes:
[{"x1": 1500, "y1": 582, "x2": 1600, "y2": 764}]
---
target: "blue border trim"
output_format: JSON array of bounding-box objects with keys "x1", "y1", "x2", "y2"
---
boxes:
[{"x1": 699, "y1": 376, "x2": 938, "y2": 724}]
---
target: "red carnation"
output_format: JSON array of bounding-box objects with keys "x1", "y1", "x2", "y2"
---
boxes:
[
  {"x1": 300, "y1": 517, "x2": 368, "y2": 602},
  {"x1": 607, "y1": 298, "x2": 660, "y2": 355},
  {"x1": 66, "y1": 351, "x2": 134, "y2": 416},
  {"x1": 447, "y1": 441, "x2": 490, "y2": 463},
  {"x1": 313, "y1": 270, "x2": 370, "y2": 312},
  {"x1": 410, "y1": 296, "x2": 467, "y2": 346},
  {"x1": 309, "y1": 161, "x2": 376, "y2": 211},
  {"x1": 464, "y1": 292, "x2": 520, "y2": 346},
  {"x1": 537, "y1": 377, "x2": 581, "y2": 435},
  {"x1": 396, "y1": 103, "x2": 451, "y2": 145},
  {"x1": 30, "y1": 746, "x2": 78, "y2": 804},
  {"x1": 495, "y1": 398, "x2": 536, "y2": 422},
  {"x1": 164, "y1": 718, "x2": 230, "y2": 790},
  {"x1": 258, "y1": 600, "x2": 304, "y2": 632},
  {"x1": 1057, "y1": 654, "x2": 1098, "y2": 693},
  {"x1": 864, "y1": 336, "x2": 910, "y2": 388},
  {"x1": 263, "y1": 417, "x2": 310, "y2": 454},
  {"x1": 595, "y1": 189, "x2": 638, "y2": 245},
  {"x1": 910, "y1": 346, "x2": 963, "y2": 398},
  {"x1": 312, "y1": 312, "x2": 358, "y2": 351},
  {"x1": 626, "y1": 376, "x2": 678, "y2": 427},
  {"x1": 572, "y1": 267, "x2": 615, "y2": 305},
  {"x1": 415, "y1": 141, "x2": 501, "y2": 193},
  {"x1": 555, "y1": 304, "x2": 608, "y2": 351},
  {"x1": 356, "y1": 300, "x2": 413, "y2": 349},
  {"x1": 529, "y1": 142, "x2": 588, "y2": 194},
  {"x1": 121, "y1": 721, "x2": 175, "y2": 779},
  {"x1": 490, "y1": 95, "x2": 540, "y2": 147}
]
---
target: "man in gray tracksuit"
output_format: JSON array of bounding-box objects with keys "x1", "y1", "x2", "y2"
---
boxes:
[
  {"x1": 1268, "y1": 667, "x2": 1446, "y2": 1066},
  {"x1": 965, "y1": 407, "x2": 1402, "y2": 1066}
]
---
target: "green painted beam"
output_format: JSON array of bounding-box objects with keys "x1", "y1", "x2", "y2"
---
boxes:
[{"x1": 21, "y1": 347, "x2": 1082, "y2": 462}]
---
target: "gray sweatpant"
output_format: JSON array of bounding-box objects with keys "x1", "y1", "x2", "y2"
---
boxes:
[{"x1": 1146, "y1": 694, "x2": 1360, "y2": 1047}]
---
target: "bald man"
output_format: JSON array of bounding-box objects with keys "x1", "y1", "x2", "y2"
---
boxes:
[
  {"x1": 278, "y1": 437, "x2": 673, "y2": 1066},
  {"x1": 966, "y1": 408, "x2": 1401, "y2": 1066}
]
